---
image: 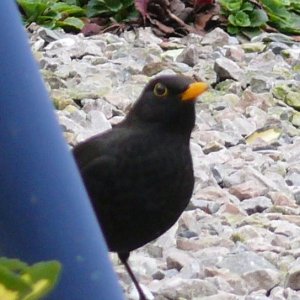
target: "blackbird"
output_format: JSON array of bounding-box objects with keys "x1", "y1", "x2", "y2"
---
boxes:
[{"x1": 73, "y1": 75, "x2": 208, "y2": 299}]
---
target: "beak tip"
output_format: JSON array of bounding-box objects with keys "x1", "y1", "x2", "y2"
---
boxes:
[{"x1": 181, "y1": 81, "x2": 209, "y2": 101}]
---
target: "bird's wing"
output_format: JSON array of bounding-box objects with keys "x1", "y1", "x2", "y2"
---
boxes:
[{"x1": 73, "y1": 130, "x2": 122, "y2": 200}]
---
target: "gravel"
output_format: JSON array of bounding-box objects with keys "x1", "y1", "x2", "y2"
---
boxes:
[{"x1": 28, "y1": 24, "x2": 300, "y2": 299}]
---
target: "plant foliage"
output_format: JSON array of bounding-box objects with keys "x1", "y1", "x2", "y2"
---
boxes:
[
  {"x1": 0, "y1": 257, "x2": 61, "y2": 300},
  {"x1": 219, "y1": 0, "x2": 300, "y2": 35},
  {"x1": 86, "y1": 0, "x2": 138, "y2": 22},
  {"x1": 17, "y1": 0, "x2": 86, "y2": 31},
  {"x1": 260, "y1": 0, "x2": 300, "y2": 34},
  {"x1": 16, "y1": 0, "x2": 300, "y2": 35},
  {"x1": 219, "y1": 0, "x2": 268, "y2": 34}
]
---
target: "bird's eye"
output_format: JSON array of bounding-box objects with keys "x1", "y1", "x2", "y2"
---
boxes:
[{"x1": 153, "y1": 83, "x2": 168, "y2": 97}]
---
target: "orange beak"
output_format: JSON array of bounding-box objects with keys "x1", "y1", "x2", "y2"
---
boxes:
[{"x1": 181, "y1": 82, "x2": 208, "y2": 101}]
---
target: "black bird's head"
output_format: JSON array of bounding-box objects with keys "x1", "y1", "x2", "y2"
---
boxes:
[{"x1": 125, "y1": 75, "x2": 208, "y2": 135}]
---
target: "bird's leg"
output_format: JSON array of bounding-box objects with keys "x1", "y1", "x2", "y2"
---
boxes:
[{"x1": 118, "y1": 252, "x2": 147, "y2": 300}]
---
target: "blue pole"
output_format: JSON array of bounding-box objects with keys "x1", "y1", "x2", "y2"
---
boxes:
[{"x1": 0, "y1": 2, "x2": 124, "y2": 299}]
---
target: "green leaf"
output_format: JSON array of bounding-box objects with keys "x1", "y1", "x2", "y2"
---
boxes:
[
  {"x1": 219, "y1": 0, "x2": 243, "y2": 12},
  {"x1": 260, "y1": 0, "x2": 290, "y2": 22},
  {"x1": 36, "y1": 15, "x2": 57, "y2": 28},
  {"x1": 261, "y1": 0, "x2": 300, "y2": 33},
  {"x1": 86, "y1": 0, "x2": 110, "y2": 17},
  {"x1": 0, "y1": 258, "x2": 62, "y2": 300},
  {"x1": 61, "y1": 0, "x2": 86, "y2": 4},
  {"x1": 227, "y1": 24, "x2": 240, "y2": 34},
  {"x1": 125, "y1": 8, "x2": 139, "y2": 19},
  {"x1": 249, "y1": 8, "x2": 268, "y2": 27},
  {"x1": 123, "y1": 0, "x2": 134, "y2": 9},
  {"x1": 21, "y1": 261, "x2": 62, "y2": 300},
  {"x1": 86, "y1": 6, "x2": 111, "y2": 17},
  {"x1": 0, "y1": 258, "x2": 28, "y2": 272},
  {"x1": 17, "y1": 0, "x2": 48, "y2": 20},
  {"x1": 56, "y1": 17, "x2": 85, "y2": 30},
  {"x1": 104, "y1": 0, "x2": 123, "y2": 12},
  {"x1": 51, "y1": 3, "x2": 86, "y2": 16},
  {"x1": 229, "y1": 11, "x2": 251, "y2": 27},
  {"x1": 277, "y1": 12, "x2": 300, "y2": 33},
  {"x1": 290, "y1": 0, "x2": 300, "y2": 12},
  {"x1": 0, "y1": 265, "x2": 31, "y2": 298},
  {"x1": 240, "y1": 1, "x2": 253, "y2": 12},
  {"x1": 228, "y1": 14, "x2": 236, "y2": 25},
  {"x1": 86, "y1": 0, "x2": 134, "y2": 18}
]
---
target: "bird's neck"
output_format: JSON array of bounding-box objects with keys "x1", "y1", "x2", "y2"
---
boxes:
[{"x1": 124, "y1": 111, "x2": 195, "y2": 143}]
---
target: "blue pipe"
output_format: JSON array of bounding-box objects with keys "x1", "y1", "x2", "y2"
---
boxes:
[{"x1": 0, "y1": 1, "x2": 124, "y2": 299}]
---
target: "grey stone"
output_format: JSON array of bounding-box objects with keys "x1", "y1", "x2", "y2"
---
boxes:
[
  {"x1": 248, "y1": 50, "x2": 288, "y2": 74},
  {"x1": 69, "y1": 75, "x2": 113, "y2": 99},
  {"x1": 201, "y1": 28, "x2": 232, "y2": 47},
  {"x1": 128, "y1": 252, "x2": 159, "y2": 277},
  {"x1": 282, "y1": 48, "x2": 300, "y2": 61},
  {"x1": 109, "y1": 116, "x2": 125, "y2": 126},
  {"x1": 206, "y1": 276, "x2": 233, "y2": 294},
  {"x1": 240, "y1": 196, "x2": 273, "y2": 215},
  {"x1": 286, "y1": 170, "x2": 300, "y2": 187},
  {"x1": 67, "y1": 107, "x2": 87, "y2": 125},
  {"x1": 242, "y1": 269, "x2": 281, "y2": 292},
  {"x1": 214, "y1": 57, "x2": 244, "y2": 81},
  {"x1": 153, "y1": 223, "x2": 177, "y2": 250},
  {"x1": 293, "y1": 188, "x2": 300, "y2": 205},
  {"x1": 75, "y1": 130, "x2": 99, "y2": 143},
  {"x1": 58, "y1": 114, "x2": 83, "y2": 134},
  {"x1": 220, "y1": 116, "x2": 256, "y2": 137},
  {"x1": 241, "y1": 42, "x2": 266, "y2": 53},
  {"x1": 218, "y1": 251, "x2": 277, "y2": 275},
  {"x1": 245, "y1": 292, "x2": 270, "y2": 300},
  {"x1": 176, "y1": 45, "x2": 199, "y2": 67},
  {"x1": 203, "y1": 141, "x2": 224, "y2": 154},
  {"x1": 271, "y1": 185, "x2": 298, "y2": 205},
  {"x1": 152, "y1": 270, "x2": 165, "y2": 280},
  {"x1": 252, "y1": 32, "x2": 294, "y2": 45},
  {"x1": 53, "y1": 95, "x2": 75, "y2": 110},
  {"x1": 149, "y1": 277, "x2": 218, "y2": 299},
  {"x1": 250, "y1": 76, "x2": 273, "y2": 93},
  {"x1": 189, "y1": 198, "x2": 221, "y2": 214},
  {"x1": 31, "y1": 38, "x2": 45, "y2": 52},
  {"x1": 194, "y1": 292, "x2": 243, "y2": 300},
  {"x1": 37, "y1": 27, "x2": 65, "y2": 43},
  {"x1": 145, "y1": 244, "x2": 163, "y2": 258},
  {"x1": 269, "y1": 220, "x2": 300, "y2": 237},
  {"x1": 87, "y1": 110, "x2": 111, "y2": 132},
  {"x1": 285, "y1": 262, "x2": 300, "y2": 290},
  {"x1": 176, "y1": 237, "x2": 207, "y2": 252},
  {"x1": 81, "y1": 98, "x2": 115, "y2": 119},
  {"x1": 164, "y1": 268, "x2": 179, "y2": 278},
  {"x1": 268, "y1": 42, "x2": 290, "y2": 54},
  {"x1": 182, "y1": 33, "x2": 203, "y2": 46},
  {"x1": 45, "y1": 36, "x2": 75, "y2": 50},
  {"x1": 225, "y1": 45, "x2": 245, "y2": 62},
  {"x1": 154, "y1": 69, "x2": 177, "y2": 77},
  {"x1": 127, "y1": 283, "x2": 154, "y2": 300},
  {"x1": 245, "y1": 106, "x2": 268, "y2": 129},
  {"x1": 134, "y1": 27, "x2": 162, "y2": 46},
  {"x1": 291, "y1": 112, "x2": 300, "y2": 127},
  {"x1": 166, "y1": 249, "x2": 195, "y2": 271},
  {"x1": 269, "y1": 286, "x2": 300, "y2": 300},
  {"x1": 229, "y1": 180, "x2": 268, "y2": 200},
  {"x1": 180, "y1": 261, "x2": 203, "y2": 279}
]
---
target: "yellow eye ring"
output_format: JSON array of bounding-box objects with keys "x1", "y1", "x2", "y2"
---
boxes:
[{"x1": 154, "y1": 83, "x2": 168, "y2": 97}]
